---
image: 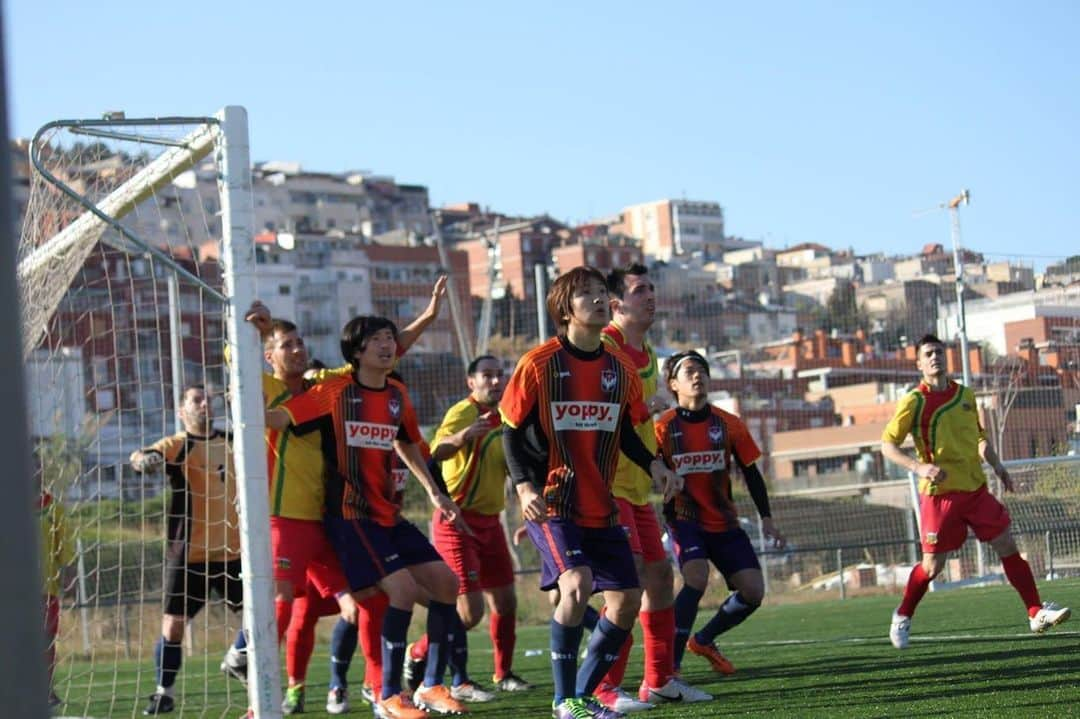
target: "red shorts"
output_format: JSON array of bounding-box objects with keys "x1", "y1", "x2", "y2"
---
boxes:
[
  {"x1": 431, "y1": 509, "x2": 515, "y2": 595},
  {"x1": 919, "y1": 485, "x2": 1011, "y2": 553},
  {"x1": 271, "y1": 516, "x2": 348, "y2": 597},
  {"x1": 615, "y1": 497, "x2": 667, "y2": 563}
]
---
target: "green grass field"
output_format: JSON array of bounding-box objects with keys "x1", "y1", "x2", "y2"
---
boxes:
[{"x1": 56, "y1": 578, "x2": 1080, "y2": 718}]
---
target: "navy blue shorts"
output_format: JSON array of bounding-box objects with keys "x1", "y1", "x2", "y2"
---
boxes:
[
  {"x1": 525, "y1": 517, "x2": 639, "y2": 592},
  {"x1": 324, "y1": 516, "x2": 442, "y2": 592},
  {"x1": 668, "y1": 521, "x2": 761, "y2": 580}
]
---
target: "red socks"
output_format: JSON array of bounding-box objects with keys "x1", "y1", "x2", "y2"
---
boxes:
[
  {"x1": 360, "y1": 591, "x2": 389, "y2": 691},
  {"x1": 640, "y1": 607, "x2": 675, "y2": 689},
  {"x1": 286, "y1": 594, "x2": 318, "y2": 682},
  {"x1": 490, "y1": 611, "x2": 517, "y2": 680},
  {"x1": 1001, "y1": 553, "x2": 1042, "y2": 616},
  {"x1": 898, "y1": 564, "x2": 931, "y2": 618},
  {"x1": 275, "y1": 598, "x2": 293, "y2": 645}
]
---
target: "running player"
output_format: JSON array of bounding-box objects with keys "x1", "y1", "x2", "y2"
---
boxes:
[
  {"x1": 656, "y1": 350, "x2": 786, "y2": 676},
  {"x1": 882, "y1": 334, "x2": 1070, "y2": 648},
  {"x1": 501, "y1": 266, "x2": 682, "y2": 719}
]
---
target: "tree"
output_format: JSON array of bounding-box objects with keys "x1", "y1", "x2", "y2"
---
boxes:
[
  {"x1": 983, "y1": 355, "x2": 1026, "y2": 460},
  {"x1": 820, "y1": 280, "x2": 868, "y2": 334}
]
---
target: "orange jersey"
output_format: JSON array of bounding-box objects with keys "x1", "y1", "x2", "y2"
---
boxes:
[
  {"x1": 281, "y1": 375, "x2": 422, "y2": 526},
  {"x1": 655, "y1": 405, "x2": 762, "y2": 532},
  {"x1": 499, "y1": 336, "x2": 645, "y2": 528}
]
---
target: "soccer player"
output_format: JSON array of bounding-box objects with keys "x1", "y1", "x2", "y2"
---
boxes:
[
  {"x1": 656, "y1": 350, "x2": 786, "y2": 676},
  {"x1": 404, "y1": 355, "x2": 531, "y2": 700},
  {"x1": 38, "y1": 478, "x2": 74, "y2": 708},
  {"x1": 130, "y1": 385, "x2": 248, "y2": 715},
  {"x1": 881, "y1": 334, "x2": 1070, "y2": 648},
  {"x1": 596, "y1": 264, "x2": 711, "y2": 711},
  {"x1": 240, "y1": 304, "x2": 388, "y2": 715},
  {"x1": 266, "y1": 315, "x2": 468, "y2": 719},
  {"x1": 500, "y1": 266, "x2": 683, "y2": 719}
]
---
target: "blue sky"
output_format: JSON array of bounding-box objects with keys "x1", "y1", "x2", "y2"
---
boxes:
[{"x1": 6, "y1": 1, "x2": 1078, "y2": 263}]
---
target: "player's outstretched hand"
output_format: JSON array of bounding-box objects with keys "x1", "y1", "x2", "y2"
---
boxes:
[
  {"x1": 425, "y1": 275, "x2": 448, "y2": 319},
  {"x1": 433, "y1": 493, "x2": 473, "y2": 535},
  {"x1": 916, "y1": 462, "x2": 946, "y2": 485},
  {"x1": 650, "y1": 459, "x2": 683, "y2": 503},
  {"x1": 130, "y1": 451, "x2": 162, "y2": 473},
  {"x1": 516, "y1": 483, "x2": 547, "y2": 523},
  {"x1": 244, "y1": 300, "x2": 272, "y2": 334},
  {"x1": 761, "y1": 517, "x2": 787, "y2": 550}
]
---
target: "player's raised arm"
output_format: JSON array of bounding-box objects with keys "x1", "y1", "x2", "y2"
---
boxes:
[{"x1": 396, "y1": 274, "x2": 447, "y2": 353}]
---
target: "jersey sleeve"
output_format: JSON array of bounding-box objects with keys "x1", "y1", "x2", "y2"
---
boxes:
[
  {"x1": 728, "y1": 414, "x2": 763, "y2": 466},
  {"x1": 499, "y1": 355, "x2": 539, "y2": 429},
  {"x1": 654, "y1": 413, "x2": 674, "y2": 467},
  {"x1": 282, "y1": 379, "x2": 339, "y2": 426},
  {"x1": 305, "y1": 364, "x2": 353, "y2": 383},
  {"x1": 882, "y1": 392, "x2": 917, "y2": 445},
  {"x1": 625, "y1": 369, "x2": 648, "y2": 426},
  {"x1": 434, "y1": 401, "x2": 473, "y2": 446},
  {"x1": 144, "y1": 434, "x2": 184, "y2": 463}
]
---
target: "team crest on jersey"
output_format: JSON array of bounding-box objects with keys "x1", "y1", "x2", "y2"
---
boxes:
[
  {"x1": 601, "y1": 369, "x2": 618, "y2": 393},
  {"x1": 388, "y1": 398, "x2": 401, "y2": 417},
  {"x1": 708, "y1": 425, "x2": 724, "y2": 443}
]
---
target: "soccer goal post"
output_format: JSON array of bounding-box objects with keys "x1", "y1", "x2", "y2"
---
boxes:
[{"x1": 17, "y1": 107, "x2": 281, "y2": 718}]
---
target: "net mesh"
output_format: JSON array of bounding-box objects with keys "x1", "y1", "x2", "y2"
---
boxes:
[{"x1": 20, "y1": 118, "x2": 248, "y2": 718}]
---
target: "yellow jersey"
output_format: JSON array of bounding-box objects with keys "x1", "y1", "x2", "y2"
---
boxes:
[
  {"x1": 601, "y1": 322, "x2": 658, "y2": 505},
  {"x1": 882, "y1": 381, "x2": 988, "y2": 496},
  {"x1": 434, "y1": 397, "x2": 506, "y2": 515}
]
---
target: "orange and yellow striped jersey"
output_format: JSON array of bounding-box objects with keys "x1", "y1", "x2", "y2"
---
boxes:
[
  {"x1": 656, "y1": 406, "x2": 762, "y2": 532},
  {"x1": 601, "y1": 323, "x2": 658, "y2": 505},
  {"x1": 882, "y1": 380, "x2": 987, "y2": 495},
  {"x1": 499, "y1": 336, "x2": 645, "y2": 528},
  {"x1": 282, "y1": 375, "x2": 423, "y2": 526},
  {"x1": 434, "y1": 397, "x2": 506, "y2": 515}
]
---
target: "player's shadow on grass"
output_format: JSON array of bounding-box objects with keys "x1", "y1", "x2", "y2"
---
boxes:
[{"x1": 703, "y1": 640, "x2": 1078, "y2": 694}]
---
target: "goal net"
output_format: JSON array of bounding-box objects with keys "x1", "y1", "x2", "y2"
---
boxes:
[{"x1": 18, "y1": 110, "x2": 279, "y2": 718}]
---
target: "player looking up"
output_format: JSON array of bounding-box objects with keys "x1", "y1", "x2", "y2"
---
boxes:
[{"x1": 881, "y1": 334, "x2": 1070, "y2": 648}]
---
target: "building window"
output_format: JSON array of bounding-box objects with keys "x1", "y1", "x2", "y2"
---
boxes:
[{"x1": 279, "y1": 285, "x2": 291, "y2": 295}]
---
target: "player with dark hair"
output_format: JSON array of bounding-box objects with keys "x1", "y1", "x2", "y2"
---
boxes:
[
  {"x1": 656, "y1": 350, "x2": 786, "y2": 676},
  {"x1": 242, "y1": 304, "x2": 386, "y2": 714},
  {"x1": 130, "y1": 385, "x2": 249, "y2": 715},
  {"x1": 595, "y1": 264, "x2": 710, "y2": 711},
  {"x1": 267, "y1": 315, "x2": 467, "y2": 719},
  {"x1": 882, "y1": 334, "x2": 1070, "y2": 648},
  {"x1": 501, "y1": 266, "x2": 682, "y2": 719}
]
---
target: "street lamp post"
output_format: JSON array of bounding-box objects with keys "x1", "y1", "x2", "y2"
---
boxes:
[{"x1": 947, "y1": 189, "x2": 971, "y2": 387}]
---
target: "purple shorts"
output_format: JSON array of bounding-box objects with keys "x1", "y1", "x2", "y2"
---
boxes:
[
  {"x1": 668, "y1": 521, "x2": 761, "y2": 580},
  {"x1": 324, "y1": 516, "x2": 442, "y2": 592},
  {"x1": 525, "y1": 517, "x2": 639, "y2": 592}
]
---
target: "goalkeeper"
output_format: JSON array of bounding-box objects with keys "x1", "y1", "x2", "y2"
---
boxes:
[{"x1": 130, "y1": 385, "x2": 248, "y2": 715}]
